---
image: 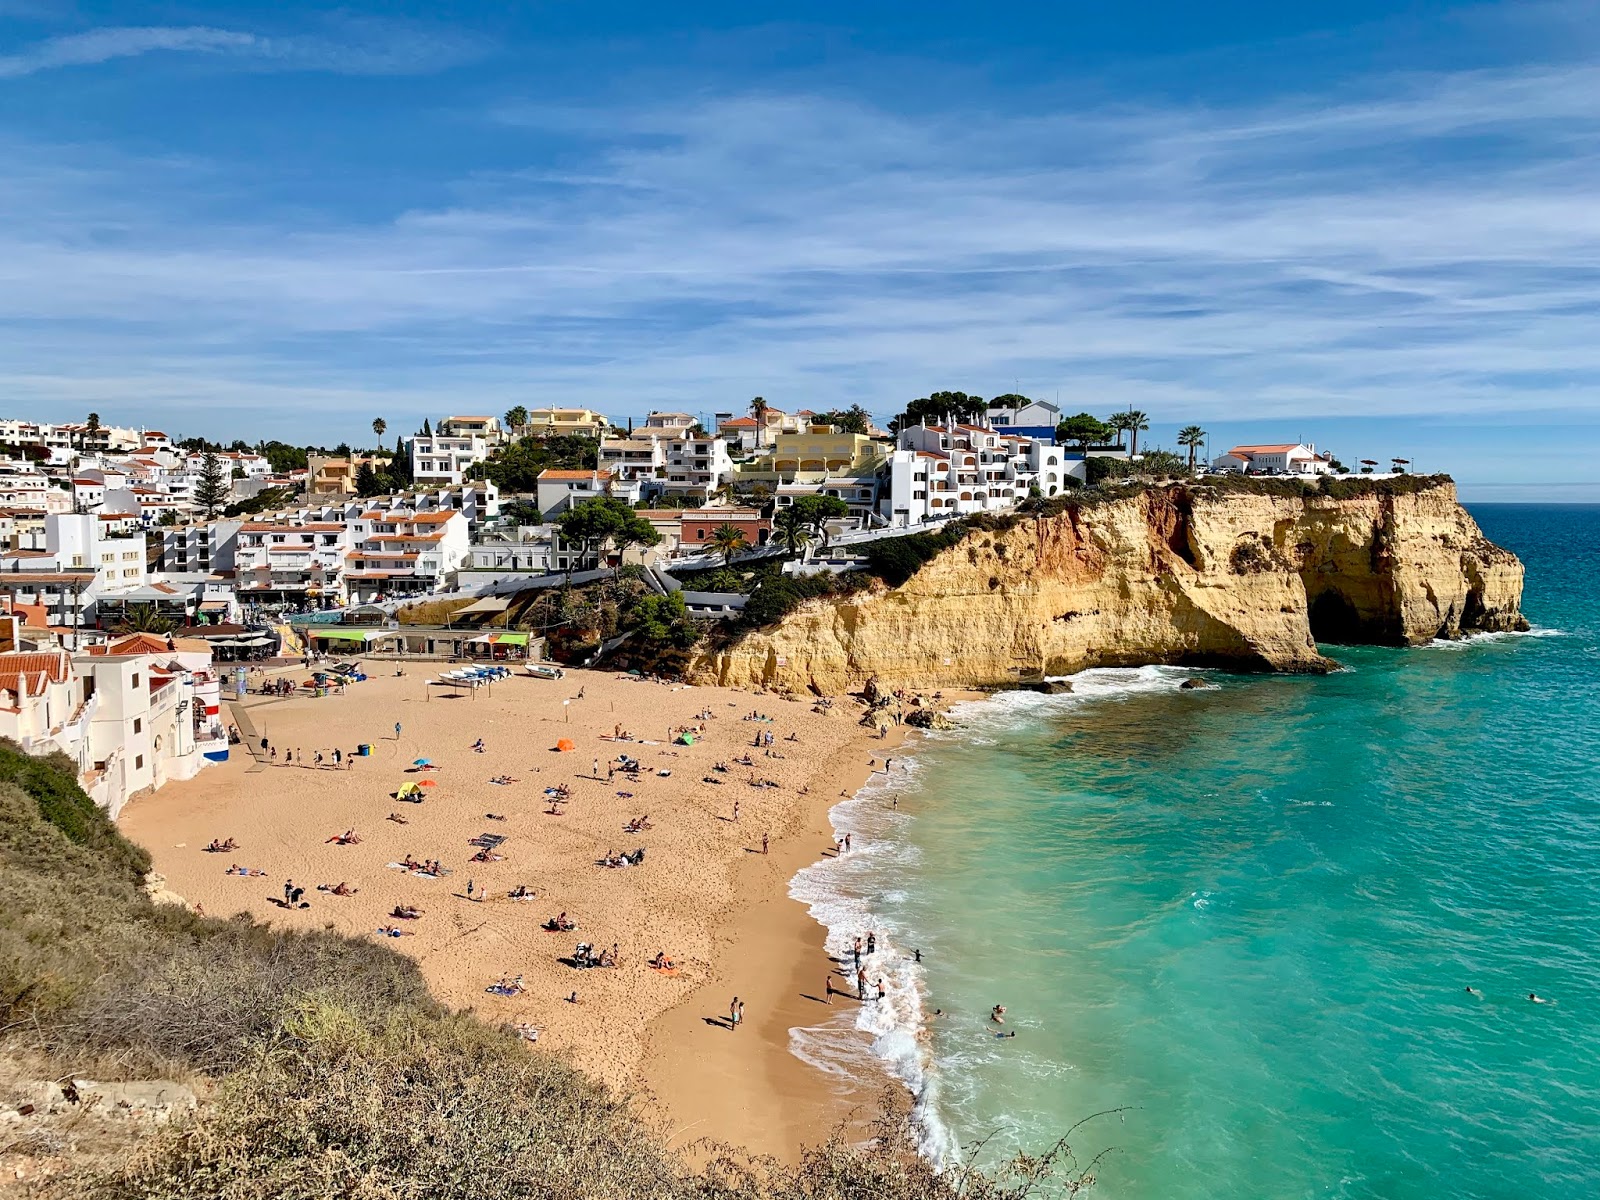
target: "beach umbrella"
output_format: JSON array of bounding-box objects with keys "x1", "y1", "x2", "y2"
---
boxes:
[
  {"x1": 417, "y1": 779, "x2": 437, "y2": 788},
  {"x1": 556, "y1": 738, "x2": 576, "y2": 752},
  {"x1": 412, "y1": 758, "x2": 433, "y2": 766}
]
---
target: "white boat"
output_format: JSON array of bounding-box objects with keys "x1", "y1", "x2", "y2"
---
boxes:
[{"x1": 524, "y1": 663, "x2": 565, "y2": 680}]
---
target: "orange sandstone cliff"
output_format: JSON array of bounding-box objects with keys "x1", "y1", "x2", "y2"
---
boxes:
[{"x1": 689, "y1": 479, "x2": 1527, "y2": 693}]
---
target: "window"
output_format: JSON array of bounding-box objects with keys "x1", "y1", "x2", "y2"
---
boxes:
[
  {"x1": 131, "y1": 673, "x2": 140, "y2": 688},
  {"x1": 133, "y1": 718, "x2": 142, "y2": 734},
  {"x1": 135, "y1": 754, "x2": 144, "y2": 769}
]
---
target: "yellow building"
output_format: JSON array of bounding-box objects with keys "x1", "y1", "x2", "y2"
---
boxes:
[
  {"x1": 757, "y1": 426, "x2": 885, "y2": 475},
  {"x1": 306, "y1": 454, "x2": 385, "y2": 498},
  {"x1": 520, "y1": 407, "x2": 611, "y2": 439}
]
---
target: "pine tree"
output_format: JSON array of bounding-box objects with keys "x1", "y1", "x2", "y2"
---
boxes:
[
  {"x1": 354, "y1": 462, "x2": 384, "y2": 497},
  {"x1": 193, "y1": 451, "x2": 229, "y2": 517}
]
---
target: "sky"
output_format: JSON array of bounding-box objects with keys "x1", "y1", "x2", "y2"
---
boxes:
[{"x1": 2, "y1": 1, "x2": 1599, "y2": 498}]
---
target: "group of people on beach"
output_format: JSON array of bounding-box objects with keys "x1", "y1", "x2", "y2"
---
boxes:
[{"x1": 222, "y1": 668, "x2": 944, "y2": 1079}]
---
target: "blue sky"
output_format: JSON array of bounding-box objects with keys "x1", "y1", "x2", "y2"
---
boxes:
[{"x1": 3, "y1": 1, "x2": 1599, "y2": 497}]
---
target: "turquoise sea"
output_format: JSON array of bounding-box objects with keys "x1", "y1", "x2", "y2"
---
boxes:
[{"x1": 790, "y1": 504, "x2": 1599, "y2": 1200}]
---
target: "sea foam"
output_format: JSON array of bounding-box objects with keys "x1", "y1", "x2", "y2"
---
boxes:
[{"x1": 787, "y1": 665, "x2": 1204, "y2": 1164}]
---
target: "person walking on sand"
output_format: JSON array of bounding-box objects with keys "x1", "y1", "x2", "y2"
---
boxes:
[
  {"x1": 729, "y1": 996, "x2": 740, "y2": 1029},
  {"x1": 825, "y1": 976, "x2": 833, "y2": 1004},
  {"x1": 467, "y1": 878, "x2": 475, "y2": 901},
  {"x1": 733, "y1": 799, "x2": 740, "y2": 822},
  {"x1": 394, "y1": 721, "x2": 402, "y2": 740},
  {"x1": 283, "y1": 879, "x2": 293, "y2": 906},
  {"x1": 762, "y1": 832, "x2": 769, "y2": 855},
  {"x1": 736, "y1": 1000, "x2": 745, "y2": 1028}
]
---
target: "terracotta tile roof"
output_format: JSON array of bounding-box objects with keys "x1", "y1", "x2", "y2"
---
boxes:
[
  {"x1": 408, "y1": 511, "x2": 459, "y2": 524},
  {"x1": 719, "y1": 417, "x2": 758, "y2": 428},
  {"x1": 536, "y1": 469, "x2": 612, "y2": 481},
  {"x1": 0, "y1": 650, "x2": 71, "y2": 697},
  {"x1": 0, "y1": 572, "x2": 96, "y2": 585}
]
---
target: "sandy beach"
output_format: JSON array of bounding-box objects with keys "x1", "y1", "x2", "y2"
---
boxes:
[{"x1": 118, "y1": 663, "x2": 923, "y2": 1159}]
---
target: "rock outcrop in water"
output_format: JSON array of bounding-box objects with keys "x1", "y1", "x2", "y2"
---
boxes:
[{"x1": 690, "y1": 479, "x2": 1527, "y2": 693}]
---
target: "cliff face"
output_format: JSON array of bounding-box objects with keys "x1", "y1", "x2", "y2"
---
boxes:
[{"x1": 690, "y1": 480, "x2": 1527, "y2": 693}]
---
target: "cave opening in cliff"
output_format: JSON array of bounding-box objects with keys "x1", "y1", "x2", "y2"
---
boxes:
[{"x1": 1308, "y1": 589, "x2": 1364, "y2": 644}]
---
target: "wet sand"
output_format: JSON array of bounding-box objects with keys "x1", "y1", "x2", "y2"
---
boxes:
[{"x1": 119, "y1": 664, "x2": 922, "y2": 1158}]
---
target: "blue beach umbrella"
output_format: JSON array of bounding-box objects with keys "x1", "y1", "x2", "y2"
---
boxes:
[{"x1": 412, "y1": 758, "x2": 433, "y2": 766}]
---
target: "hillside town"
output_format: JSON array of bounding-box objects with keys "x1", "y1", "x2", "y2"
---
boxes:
[{"x1": 0, "y1": 398, "x2": 1385, "y2": 815}]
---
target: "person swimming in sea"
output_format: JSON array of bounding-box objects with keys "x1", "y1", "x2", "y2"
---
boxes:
[
  {"x1": 1465, "y1": 986, "x2": 1481, "y2": 997},
  {"x1": 1528, "y1": 992, "x2": 1551, "y2": 1004},
  {"x1": 990, "y1": 1004, "x2": 1006, "y2": 1024}
]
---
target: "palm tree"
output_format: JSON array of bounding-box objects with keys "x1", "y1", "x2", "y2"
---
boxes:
[
  {"x1": 710, "y1": 523, "x2": 749, "y2": 566},
  {"x1": 749, "y1": 396, "x2": 769, "y2": 448},
  {"x1": 1104, "y1": 412, "x2": 1131, "y2": 449},
  {"x1": 1123, "y1": 410, "x2": 1150, "y2": 456},
  {"x1": 372, "y1": 418, "x2": 387, "y2": 448},
  {"x1": 115, "y1": 602, "x2": 176, "y2": 636},
  {"x1": 1177, "y1": 425, "x2": 1207, "y2": 472},
  {"x1": 774, "y1": 508, "x2": 809, "y2": 555}
]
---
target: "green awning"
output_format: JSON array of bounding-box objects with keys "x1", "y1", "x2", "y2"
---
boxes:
[
  {"x1": 312, "y1": 624, "x2": 390, "y2": 643},
  {"x1": 492, "y1": 632, "x2": 529, "y2": 646}
]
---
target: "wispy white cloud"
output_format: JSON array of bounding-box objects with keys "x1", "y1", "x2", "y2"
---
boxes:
[
  {"x1": 0, "y1": 26, "x2": 254, "y2": 77},
  {"x1": 0, "y1": 18, "x2": 479, "y2": 78},
  {"x1": 0, "y1": 55, "x2": 1598, "y2": 464}
]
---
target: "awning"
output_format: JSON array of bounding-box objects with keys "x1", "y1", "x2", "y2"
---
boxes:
[
  {"x1": 199, "y1": 600, "x2": 230, "y2": 611},
  {"x1": 452, "y1": 596, "x2": 511, "y2": 616},
  {"x1": 468, "y1": 631, "x2": 529, "y2": 646},
  {"x1": 309, "y1": 628, "x2": 400, "y2": 643}
]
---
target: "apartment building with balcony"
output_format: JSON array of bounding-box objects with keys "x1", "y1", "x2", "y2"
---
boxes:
[
  {"x1": 411, "y1": 434, "x2": 490, "y2": 487},
  {"x1": 234, "y1": 521, "x2": 349, "y2": 605},
  {"x1": 884, "y1": 422, "x2": 1066, "y2": 528},
  {"x1": 343, "y1": 509, "x2": 470, "y2": 604},
  {"x1": 518, "y1": 408, "x2": 611, "y2": 439},
  {"x1": 595, "y1": 436, "x2": 667, "y2": 484},
  {"x1": 662, "y1": 436, "x2": 734, "y2": 501},
  {"x1": 439, "y1": 415, "x2": 506, "y2": 444}
]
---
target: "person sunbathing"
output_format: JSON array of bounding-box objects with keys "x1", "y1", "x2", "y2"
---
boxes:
[
  {"x1": 387, "y1": 813, "x2": 409, "y2": 824},
  {"x1": 486, "y1": 812, "x2": 508, "y2": 820},
  {"x1": 507, "y1": 884, "x2": 533, "y2": 899},
  {"x1": 649, "y1": 951, "x2": 676, "y2": 970},
  {"x1": 543, "y1": 912, "x2": 575, "y2": 932},
  {"x1": 377, "y1": 925, "x2": 411, "y2": 938},
  {"x1": 391, "y1": 905, "x2": 423, "y2": 919},
  {"x1": 470, "y1": 848, "x2": 503, "y2": 863}
]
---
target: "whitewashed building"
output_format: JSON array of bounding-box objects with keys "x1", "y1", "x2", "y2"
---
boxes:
[{"x1": 1211, "y1": 443, "x2": 1333, "y2": 475}]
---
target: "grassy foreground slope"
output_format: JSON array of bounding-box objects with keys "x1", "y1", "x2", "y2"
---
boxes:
[{"x1": 0, "y1": 743, "x2": 1101, "y2": 1199}]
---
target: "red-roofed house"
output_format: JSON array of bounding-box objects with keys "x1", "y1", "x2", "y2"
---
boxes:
[{"x1": 1211, "y1": 444, "x2": 1332, "y2": 475}]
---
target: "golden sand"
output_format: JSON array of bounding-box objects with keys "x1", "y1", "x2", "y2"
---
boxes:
[{"x1": 119, "y1": 665, "x2": 913, "y2": 1158}]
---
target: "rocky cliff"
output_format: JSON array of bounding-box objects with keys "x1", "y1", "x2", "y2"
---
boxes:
[{"x1": 690, "y1": 479, "x2": 1527, "y2": 693}]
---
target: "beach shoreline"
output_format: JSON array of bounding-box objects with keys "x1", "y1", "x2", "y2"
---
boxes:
[
  {"x1": 116, "y1": 664, "x2": 941, "y2": 1162},
  {"x1": 636, "y1": 718, "x2": 917, "y2": 1161}
]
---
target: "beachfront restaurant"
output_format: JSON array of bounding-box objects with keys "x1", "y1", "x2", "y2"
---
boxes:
[
  {"x1": 305, "y1": 627, "x2": 405, "y2": 655},
  {"x1": 308, "y1": 625, "x2": 541, "y2": 661}
]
